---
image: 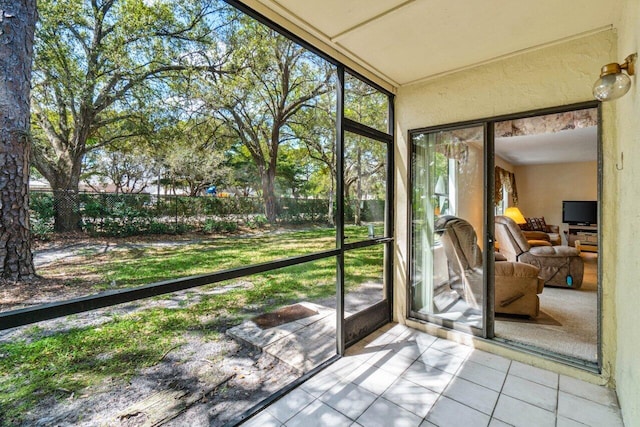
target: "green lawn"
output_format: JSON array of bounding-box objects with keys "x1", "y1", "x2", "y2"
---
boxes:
[{"x1": 0, "y1": 227, "x2": 384, "y2": 425}]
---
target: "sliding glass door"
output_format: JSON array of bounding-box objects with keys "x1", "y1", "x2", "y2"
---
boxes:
[
  {"x1": 408, "y1": 103, "x2": 601, "y2": 369},
  {"x1": 410, "y1": 124, "x2": 488, "y2": 334}
]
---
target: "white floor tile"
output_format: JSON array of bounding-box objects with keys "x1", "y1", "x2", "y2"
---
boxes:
[
  {"x1": 241, "y1": 410, "x2": 283, "y2": 427},
  {"x1": 266, "y1": 388, "x2": 315, "y2": 423},
  {"x1": 323, "y1": 353, "x2": 370, "y2": 378},
  {"x1": 383, "y1": 337, "x2": 429, "y2": 362},
  {"x1": 319, "y1": 382, "x2": 378, "y2": 420},
  {"x1": 255, "y1": 326, "x2": 627, "y2": 427},
  {"x1": 487, "y1": 419, "x2": 512, "y2": 427},
  {"x1": 285, "y1": 400, "x2": 353, "y2": 427},
  {"x1": 385, "y1": 323, "x2": 414, "y2": 337},
  {"x1": 502, "y1": 375, "x2": 558, "y2": 412},
  {"x1": 443, "y1": 377, "x2": 499, "y2": 415},
  {"x1": 372, "y1": 350, "x2": 415, "y2": 376},
  {"x1": 508, "y1": 361, "x2": 558, "y2": 388},
  {"x1": 557, "y1": 416, "x2": 589, "y2": 427},
  {"x1": 381, "y1": 377, "x2": 439, "y2": 418},
  {"x1": 430, "y1": 338, "x2": 474, "y2": 358},
  {"x1": 356, "y1": 397, "x2": 423, "y2": 427},
  {"x1": 426, "y1": 396, "x2": 490, "y2": 427},
  {"x1": 403, "y1": 329, "x2": 439, "y2": 349},
  {"x1": 300, "y1": 371, "x2": 343, "y2": 398},
  {"x1": 559, "y1": 375, "x2": 619, "y2": 408},
  {"x1": 402, "y1": 360, "x2": 454, "y2": 393},
  {"x1": 493, "y1": 394, "x2": 556, "y2": 427},
  {"x1": 558, "y1": 391, "x2": 624, "y2": 426},
  {"x1": 466, "y1": 350, "x2": 511, "y2": 372},
  {"x1": 346, "y1": 361, "x2": 399, "y2": 395},
  {"x1": 417, "y1": 347, "x2": 466, "y2": 375},
  {"x1": 456, "y1": 360, "x2": 507, "y2": 392}
]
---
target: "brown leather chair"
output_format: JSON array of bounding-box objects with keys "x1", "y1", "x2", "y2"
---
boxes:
[
  {"x1": 495, "y1": 215, "x2": 584, "y2": 288},
  {"x1": 436, "y1": 216, "x2": 544, "y2": 317}
]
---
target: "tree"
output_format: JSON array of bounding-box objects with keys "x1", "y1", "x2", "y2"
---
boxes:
[
  {"x1": 224, "y1": 145, "x2": 261, "y2": 197},
  {"x1": 0, "y1": 0, "x2": 37, "y2": 280},
  {"x1": 290, "y1": 90, "x2": 337, "y2": 223},
  {"x1": 90, "y1": 148, "x2": 156, "y2": 194},
  {"x1": 161, "y1": 120, "x2": 230, "y2": 196},
  {"x1": 207, "y1": 16, "x2": 332, "y2": 222},
  {"x1": 342, "y1": 75, "x2": 388, "y2": 225},
  {"x1": 30, "y1": 0, "x2": 225, "y2": 231}
]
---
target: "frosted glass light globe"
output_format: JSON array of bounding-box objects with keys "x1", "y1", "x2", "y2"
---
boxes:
[{"x1": 593, "y1": 72, "x2": 632, "y2": 101}]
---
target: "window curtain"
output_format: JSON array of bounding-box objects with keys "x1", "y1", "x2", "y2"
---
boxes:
[{"x1": 495, "y1": 166, "x2": 518, "y2": 206}]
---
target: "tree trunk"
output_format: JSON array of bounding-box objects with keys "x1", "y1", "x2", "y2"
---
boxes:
[
  {"x1": 327, "y1": 176, "x2": 334, "y2": 226},
  {"x1": 52, "y1": 187, "x2": 81, "y2": 233},
  {"x1": 0, "y1": 1, "x2": 37, "y2": 280},
  {"x1": 261, "y1": 168, "x2": 278, "y2": 223},
  {"x1": 354, "y1": 146, "x2": 363, "y2": 226}
]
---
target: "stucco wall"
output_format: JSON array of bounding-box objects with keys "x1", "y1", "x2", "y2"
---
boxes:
[
  {"x1": 614, "y1": 0, "x2": 640, "y2": 423},
  {"x1": 516, "y1": 161, "x2": 598, "y2": 242},
  {"x1": 394, "y1": 30, "x2": 617, "y2": 382}
]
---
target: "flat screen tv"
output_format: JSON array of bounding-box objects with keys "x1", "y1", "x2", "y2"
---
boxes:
[{"x1": 562, "y1": 200, "x2": 597, "y2": 225}]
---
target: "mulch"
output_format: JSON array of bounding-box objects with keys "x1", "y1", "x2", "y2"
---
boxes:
[{"x1": 251, "y1": 303, "x2": 319, "y2": 329}]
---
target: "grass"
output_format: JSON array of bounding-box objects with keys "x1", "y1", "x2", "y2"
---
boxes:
[
  {"x1": 0, "y1": 226, "x2": 383, "y2": 425},
  {"x1": 45, "y1": 227, "x2": 340, "y2": 291}
]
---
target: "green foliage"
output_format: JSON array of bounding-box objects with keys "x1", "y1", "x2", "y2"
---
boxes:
[
  {"x1": 0, "y1": 229, "x2": 383, "y2": 423},
  {"x1": 202, "y1": 219, "x2": 238, "y2": 233},
  {"x1": 0, "y1": 309, "x2": 191, "y2": 425},
  {"x1": 30, "y1": 192, "x2": 340, "y2": 238},
  {"x1": 29, "y1": 193, "x2": 55, "y2": 239},
  {"x1": 247, "y1": 214, "x2": 268, "y2": 229}
]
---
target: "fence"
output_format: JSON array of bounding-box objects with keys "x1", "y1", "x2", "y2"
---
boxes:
[{"x1": 28, "y1": 191, "x2": 382, "y2": 237}]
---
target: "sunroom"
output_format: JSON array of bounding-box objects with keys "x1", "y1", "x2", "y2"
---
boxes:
[{"x1": 1, "y1": 0, "x2": 639, "y2": 425}]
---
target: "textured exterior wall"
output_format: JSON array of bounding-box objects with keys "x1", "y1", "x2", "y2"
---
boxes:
[
  {"x1": 394, "y1": 30, "x2": 617, "y2": 382},
  {"x1": 613, "y1": 0, "x2": 640, "y2": 424}
]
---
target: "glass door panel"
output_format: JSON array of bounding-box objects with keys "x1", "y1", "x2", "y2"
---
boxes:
[
  {"x1": 341, "y1": 127, "x2": 392, "y2": 346},
  {"x1": 410, "y1": 125, "x2": 486, "y2": 332},
  {"x1": 343, "y1": 132, "x2": 388, "y2": 243},
  {"x1": 344, "y1": 245, "x2": 385, "y2": 317}
]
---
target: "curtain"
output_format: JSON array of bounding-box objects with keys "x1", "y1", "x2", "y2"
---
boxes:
[{"x1": 495, "y1": 166, "x2": 518, "y2": 206}]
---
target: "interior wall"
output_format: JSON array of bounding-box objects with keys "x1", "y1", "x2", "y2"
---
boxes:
[
  {"x1": 395, "y1": 30, "x2": 617, "y2": 383},
  {"x1": 614, "y1": 0, "x2": 640, "y2": 422},
  {"x1": 515, "y1": 161, "x2": 597, "y2": 243}
]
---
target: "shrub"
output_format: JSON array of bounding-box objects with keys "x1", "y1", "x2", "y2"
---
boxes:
[
  {"x1": 247, "y1": 215, "x2": 268, "y2": 229},
  {"x1": 202, "y1": 219, "x2": 239, "y2": 234}
]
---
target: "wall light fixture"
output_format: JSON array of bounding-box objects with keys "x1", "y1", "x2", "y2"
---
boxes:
[{"x1": 593, "y1": 53, "x2": 637, "y2": 101}]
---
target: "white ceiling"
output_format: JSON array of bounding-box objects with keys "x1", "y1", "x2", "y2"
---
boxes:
[
  {"x1": 495, "y1": 126, "x2": 597, "y2": 165},
  {"x1": 253, "y1": 0, "x2": 619, "y2": 86}
]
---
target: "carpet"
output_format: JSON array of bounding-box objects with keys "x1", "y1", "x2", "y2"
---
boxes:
[
  {"x1": 495, "y1": 252, "x2": 598, "y2": 363},
  {"x1": 251, "y1": 304, "x2": 318, "y2": 329},
  {"x1": 496, "y1": 310, "x2": 562, "y2": 326}
]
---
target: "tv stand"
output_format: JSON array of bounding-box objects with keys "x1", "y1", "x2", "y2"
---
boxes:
[{"x1": 567, "y1": 225, "x2": 598, "y2": 252}]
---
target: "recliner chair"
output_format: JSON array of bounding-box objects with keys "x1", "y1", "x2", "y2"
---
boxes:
[
  {"x1": 495, "y1": 215, "x2": 584, "y2": 288},
  {"x1": 436, "y1": 216, "x2": 544, "y2": 317}
]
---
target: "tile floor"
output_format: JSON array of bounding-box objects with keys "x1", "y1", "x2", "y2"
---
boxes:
[{"x1": 239, "y1": 323, "x2": 624, "y2": 427}]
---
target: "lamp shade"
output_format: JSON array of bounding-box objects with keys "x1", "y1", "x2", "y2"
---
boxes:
[
  {"x1": 593, "y1": 72, "x2": 631, "y2": 101},
  {"x1": 434, "y1": 175, "x2": 446, "y2": 195},
  {"x1": 504, "y1": 207, "x2": 526, "y2": 225}
]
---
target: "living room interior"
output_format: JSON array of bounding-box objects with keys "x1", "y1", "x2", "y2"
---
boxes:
[
  {"x1": 492, "y1": 107, "x2": 599, "y2": 365},
  {"x1": 408, "y1": 107, "x2": 599, "y2": 365}
]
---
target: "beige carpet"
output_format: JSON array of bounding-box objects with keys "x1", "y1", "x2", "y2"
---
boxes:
[{"x1": 494, "y1": 253, "x2": 598, "y2": 363}]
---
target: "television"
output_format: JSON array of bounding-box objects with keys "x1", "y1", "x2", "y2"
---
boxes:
[{"x1": 562, "y1": 200, "x2": 597, "y2": 226}]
